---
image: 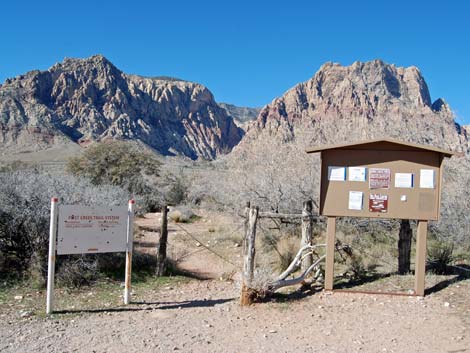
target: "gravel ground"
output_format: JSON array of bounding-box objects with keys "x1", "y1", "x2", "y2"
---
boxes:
[
  {"x1": 1, "y1": 210, "x2": 468, "y2": 353},
  {"x1": 1, "y1": 278, "x2": 469, "y2": 353}
]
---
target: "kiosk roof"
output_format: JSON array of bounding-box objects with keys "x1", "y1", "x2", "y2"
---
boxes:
[{"x1": 305, "y1": 138, "x2": 454, "y2": 157}]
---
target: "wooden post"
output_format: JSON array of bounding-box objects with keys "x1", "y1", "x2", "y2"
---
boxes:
[
  {"x1": 325, "y1": 216, "x2": 336, "y2": 291},
  {"x1": 398, "y1": 219, "x2": 412, "y2": 274},
  {"x1": 46, "y1": 197, "x2": 58, "y2": 315},
  {"x1": 124, "y1": 200, "x2": 135, "y2": 305},
  {"x1": 240, "y1": 204, "x2": 259, "y2": 306},
  {"x1": 156, "y1": 205, "x2": 168, "y2": 277},
  {"x1": 301, "y1": 200, "x2": 314, "y2": 272},
  {"x1": 414, "y1": 220, "x2": 428, "y2": 296}
]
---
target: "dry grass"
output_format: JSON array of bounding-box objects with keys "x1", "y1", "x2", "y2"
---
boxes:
[{"x1": 0, "y1": 276, "x2": 190, "y2": 318}]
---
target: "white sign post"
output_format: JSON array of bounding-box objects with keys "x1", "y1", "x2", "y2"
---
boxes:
[
  {"x1": 46, "y1": 197, "x2": 59, "y2": 315},
  {"x1": 46, "y1": 199, "x2": 135, "y2": 315},
  {"x1": 124, "y1": 200, "x2": 135, "y2": 305}
]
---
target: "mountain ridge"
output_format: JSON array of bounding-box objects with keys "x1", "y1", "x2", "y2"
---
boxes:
[
  {"x1": 0, "y1": 55, "x2": 244, "y2": 160},
  {"x1": 235, "y1": 59, "x2": 469, "y2": 154}
]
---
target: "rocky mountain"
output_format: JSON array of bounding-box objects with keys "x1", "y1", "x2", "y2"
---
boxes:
[
  {"x1": 0, "y1": 55, "x2": 244, "y2": 160},
  {"x1": 218, "y1": 103, "x2": 260, "y2": 130},
  {"x1": 237, "y1": 60, "x2": 469, "y2": 154}
]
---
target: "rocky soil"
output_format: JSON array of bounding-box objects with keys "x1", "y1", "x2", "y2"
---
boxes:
[{"x1": 2, "y1": 279, "x2": 469, "y2": 353}]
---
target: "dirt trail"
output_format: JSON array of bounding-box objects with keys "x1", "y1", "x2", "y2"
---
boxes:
[
  {"x1": 1, "y1": 209, "x2": 469, "y2": 353},
  {"x1": 135, "y1": 209, "x2": 243, "y2": 279}
]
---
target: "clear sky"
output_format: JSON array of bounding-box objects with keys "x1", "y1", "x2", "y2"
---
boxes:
[{"x1": 1, "y1": 0, "x2": 469, "y2": 124}]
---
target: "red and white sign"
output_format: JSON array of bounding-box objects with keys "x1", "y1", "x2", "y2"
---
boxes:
[
  {"x1": 369, "y1": 168, "x2": 391, "y2": 189},
  {"x1": 57, "y1": 205, "x2": 128, "y2": 255},
  {"x1": 369, "y1": 194, "x2": 388, "y2": 213}
]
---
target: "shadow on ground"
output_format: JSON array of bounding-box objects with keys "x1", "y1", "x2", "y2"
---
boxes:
[
  {"x1": 425, "y1": 264, "x2": 470, "y2": 295},
  {"x1": 54, "y1": 298, "x2": 233, "y2": 315}
]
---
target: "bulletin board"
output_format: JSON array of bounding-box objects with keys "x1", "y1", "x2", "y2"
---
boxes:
[{"x1": 319, "y1": 147, "x2": 444, "y2": 220}]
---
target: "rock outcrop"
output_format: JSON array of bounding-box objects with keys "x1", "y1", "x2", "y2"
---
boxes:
[
  {"x1": 0, "y1": 55, "x2": 244, "y2": 160},
  {"x1": 218, "y1": 103, "x2": 260, "y2": 130},
  {"x1": 238, "y1": 60, "x2": 469, "y2": 153}
]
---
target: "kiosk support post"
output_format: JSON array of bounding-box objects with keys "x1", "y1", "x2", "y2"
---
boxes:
[
  {"x1": 46, "y1": 197, "x2": 59, "y2": 315},
  {"x1": 124, "y1": 200, "x2": 135, "y2": 305},
  {"x1": 414, "y1": 220, "x2": 428, "y2": 296},
  {"x1": 325, "y1": 216, "x2": 336, "y2": 291}
]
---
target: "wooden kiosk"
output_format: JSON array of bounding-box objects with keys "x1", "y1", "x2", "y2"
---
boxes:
[{"x1": 306, "y1": 139, "x2": 454, "y2": 296}]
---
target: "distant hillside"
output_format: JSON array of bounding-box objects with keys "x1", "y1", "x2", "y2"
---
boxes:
[
  {"x1": 218, "y1": 103, "x2": 260, "y2": 129},
  {"x1": 0, "y1": 55, "x2": 244, "y2": 160}
]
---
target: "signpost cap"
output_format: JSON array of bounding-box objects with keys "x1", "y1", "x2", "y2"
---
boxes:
[
  {"x1": 129, "y1": 199, "x2": 135, "y2": 204},
  {"x1": 51, "y1": 197, "x2": 59, "y2": 203}
]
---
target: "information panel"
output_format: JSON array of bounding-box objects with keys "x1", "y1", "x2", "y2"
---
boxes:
[
  {"x1": 369, "y1": 168, "x2": 391, "y2": 189},
  {"x1": 369, "y1": 194, "x2": 388, "y2": 213},
  {"x1": 319, "y1": 148, "x2": 443, "y2": 220},
  {"x1": 57, "y1": 205, "x2": 128, "y2": 255}
]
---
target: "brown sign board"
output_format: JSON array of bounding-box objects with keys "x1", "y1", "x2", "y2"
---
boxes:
[{"x1": 306, "y1": 139, "x2": 454, "y2": 221}]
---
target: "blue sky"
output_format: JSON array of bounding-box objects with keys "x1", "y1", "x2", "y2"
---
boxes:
[{"x1": 1, "y1": 0, "x2": 469, "y2": 124}]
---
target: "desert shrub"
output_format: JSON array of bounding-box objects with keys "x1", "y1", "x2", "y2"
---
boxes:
[
  {"x1": 250, "y1": 266, "x2": 275, "y2": 293},
  {"x1": 0, "y1": 170, "x2": 129, "y2": 283},
  {"x1": 275, "y1": 237, "x2": 299, "y2": 272},
  {"x1": 55, "y1": 251, "x2": 162, "y2": 287},
  {"x1": 67, "y1": 141, "x2": 161, "y2": 187},
  {"x1": 56, "y1": 257, "x2": 99, "y2": 287},
  {"x1": 168, "y1": 206, "x2": 199, "y2": 223},
  {"x1": 0, "y1": 160, "x2": 33, "y2": 172},
  {"x1": 163, "y1": 172, "x2": 189, "y2": 205},
  {"x1": 347, "y1": 255, "x2": 368, "y2": 279},
  {"x1": 427, "y1": 240, "x2": 454, "y2": 274}
]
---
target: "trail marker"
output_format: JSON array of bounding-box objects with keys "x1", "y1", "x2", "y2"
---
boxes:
[{"x1": 46, "y1": 199, "x2": 135, "y2": 315}]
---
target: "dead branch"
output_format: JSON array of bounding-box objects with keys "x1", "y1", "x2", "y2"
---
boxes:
[
  {"x1": 276, "y1": 244, "x2": 326, "y2": 281},
  {"x1": 268, "y1": 244, "x2": 352, "y2": 293},
  {"x1": 268, "y1": 255, "x2": 326, "y2": 292}
]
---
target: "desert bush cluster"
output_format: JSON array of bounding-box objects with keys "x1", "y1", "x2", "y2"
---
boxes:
[
  {"x1": 0, "y1": 169, "x2": 130, "y2": 284},
  {"x1": 0, "y1": 141, "x2": 195, "y2": 286}
]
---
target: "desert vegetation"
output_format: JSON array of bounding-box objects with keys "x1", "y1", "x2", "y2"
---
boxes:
[
  {"x1": 0, "y1": 141, "x2": 191, "y2": 287},
  {"x1": 0, "y1": 137, "x2": 469, "y2": 303}
]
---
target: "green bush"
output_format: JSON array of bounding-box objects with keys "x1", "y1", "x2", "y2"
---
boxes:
[{"x1": 67, "y1": 141, "x2": 163, "y2": 211}]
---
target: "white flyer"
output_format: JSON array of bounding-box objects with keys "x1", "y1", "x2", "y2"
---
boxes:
[
  {"x1": 328, "y1": 166, "x2": 346, "y2": 181},
  {"x1": 394, "y1": 173, "x2": 414, "y2": 188},
  {"x1": 420, "y1": 169, "x2": 435, "y2": 189},
  {"x1": 348, "y1": 191, "x2": 363, "y2": 210},
  {"x1": 348, "y1": 167, "x2": 366, "y2": 182}
]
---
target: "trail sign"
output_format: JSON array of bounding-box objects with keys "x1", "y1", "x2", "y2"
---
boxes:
[
  {"x1": 46, "y1": 199, "x2": 135, "y2": 315},
  {"x1": 57, "y1": 205, "x2": 128, "y2": 255}
]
